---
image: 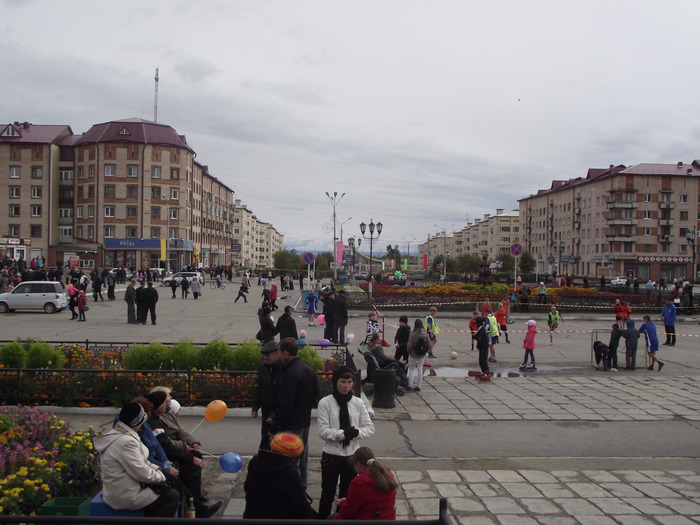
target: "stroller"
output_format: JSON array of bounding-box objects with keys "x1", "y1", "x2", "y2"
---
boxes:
[{"x1": 357, "y1": 344, "x2": 408, "y2": 395}]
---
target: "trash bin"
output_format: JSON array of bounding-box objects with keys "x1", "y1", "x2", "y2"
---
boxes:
[
  {"x1": 372, "y1": 368, "x2": 396, "y2": 409},
  {"x1": 40, "y1": 497, "x2": 91, "y2": 518}
]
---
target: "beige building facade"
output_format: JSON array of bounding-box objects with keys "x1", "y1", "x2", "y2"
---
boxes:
[
  {"x1": 1, "y1": 119, "x2": 281, "y2": 271},
  {"x1": 519, "y1": 163, "x2": 700, "y2": 282}
]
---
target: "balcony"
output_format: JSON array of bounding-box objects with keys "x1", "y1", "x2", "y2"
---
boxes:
[
  {"x1": 605, "y1": 235, "x2": 637, "y2": 243},
  {"x1": 658, "y1": 235, "x2": 674, "y2": 243},
  {"x1": 606, "y1": 201, "x2": 638, "y2": 209},
  {"x1": 658, "y1": 219, "x2": 674, "y2": 226},
  {"x1": 659, "y1": 202, "x2": 675, "y2": 209},
  {"x1": 606, "y1": 218, "x2": 635, "y2": 226},
  {"x1": 58, "y1": 235, "x2": 73, "y2": 243},
  {"x1": 607, "y1": 187, "x2": 638, "y2": 193},
  {"x1": 59, "y1": 179, "x2": 73, "y2": 186},
  {"x1": 58, "y1": 217, "x2": 73, "y2": 225}
]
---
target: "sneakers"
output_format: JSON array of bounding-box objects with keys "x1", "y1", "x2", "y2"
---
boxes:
[
  {"x1": 196, "y1": 500, "x2": 223, "y2": 519},
  {"x1": 413, "y1": 386, "x2": 421, "y2": 392},
  {"x1": 610, "y1": 368, "x2": 618, "y2": 372},
  {"x1": 647, "y1": 365, "x2": 654, "y2": 370},
  {"x1": 488, "y1": 355, "x2": 497, "y2": 362},
  {"x1": 428, "y1": 353, "x2": 436, "y2": 358},
  {"x1": 658, "y1": 362, "x2": 665, "y2": 371}
]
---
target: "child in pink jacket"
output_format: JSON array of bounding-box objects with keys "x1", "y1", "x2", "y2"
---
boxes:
[{"x1": 520, "y1": 320, "x2": 538, "y2": 370}]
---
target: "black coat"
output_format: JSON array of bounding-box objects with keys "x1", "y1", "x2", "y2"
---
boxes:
[
  {"x1": 333, "y1": 294, "x2": 348, "y2": 326},
  {"x1": 269, "y1": 357, "x2": 318, "y2": 433},
  {"x1": 243, "y1": 450, "x2": 316, "y2": 519},
  {"x1": 251, "y1": 360, "x2": 282, "y2": 418},
  {"x1": 276, "y1": 313, "x2": 298, "y2": 340},
  {"x1": 258, "y1": 316, "x2": 278, "y2": 343},
  {"x1": 472, "y1": 324, "x2": 490, "y2": 351}
]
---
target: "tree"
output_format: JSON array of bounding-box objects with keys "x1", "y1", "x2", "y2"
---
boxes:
[
  {"x1": 273, "y1": 250, "x2": 303, "y2": 270},
  {"x1": 496, "y1": 252, "x2": 515, "y2": 274},
  {"x1": 456, "y1": 254, "x2": 481, "y2": 274},
  {"x1": 519, "y1": 250, "x2": 536, "y2": 274},
  {"x1": 385, "y1": 244, "x2": 402, "y2": 268}
]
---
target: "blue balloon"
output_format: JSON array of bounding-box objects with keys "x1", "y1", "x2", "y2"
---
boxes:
[
  {"x1": 319, "y1": 338, "x2": 331, "y2": 348},
  {"x1": 219, "y1": 452, "x2": 243, "y2": 473}
]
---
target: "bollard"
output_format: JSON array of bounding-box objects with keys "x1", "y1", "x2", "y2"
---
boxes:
[{"x1": 372, "y1": 368, "x2": 396, "y2": 408}]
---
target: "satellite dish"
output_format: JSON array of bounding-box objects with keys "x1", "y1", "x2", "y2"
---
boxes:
[{"x1": 322, "y1": 223, "x2": 332, "y2": 233}]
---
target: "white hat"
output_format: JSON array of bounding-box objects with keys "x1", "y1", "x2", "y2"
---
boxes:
[{"x1": 170, "y1": 399, "x2": 181, "y2": 415}]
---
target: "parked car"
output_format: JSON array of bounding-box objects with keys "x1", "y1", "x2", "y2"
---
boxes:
[
  {"x1": 609, "y1": 276, "x2": 628, "y2": 286},
  {"x1": 0, "y1": 281, "x2": 67, "y2": 314},
  {"x1": 161, "y1": 272, "x2": 204, "y2": 287}
]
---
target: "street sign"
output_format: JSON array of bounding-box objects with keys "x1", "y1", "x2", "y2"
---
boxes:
[
  {"x1": 510, "y1": 243, "x2": 523, "y2": 257},
  {"x1": 301, "y1": 252, "x2": 315, "y2": 265}
]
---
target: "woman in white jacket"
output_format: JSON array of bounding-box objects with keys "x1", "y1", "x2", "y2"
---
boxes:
[
  {"x1": 93, "y1": 402, "x2": 180, "y2": 517},
  {"x1": 317, "y1": 365, "x2": 375, "y2": 519}
]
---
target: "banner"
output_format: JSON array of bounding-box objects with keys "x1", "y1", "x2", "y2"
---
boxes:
[
  {"x1": 336, "y1": 242, "x2": 344, "y2": 267},
  {"x1": 160, "y1": 238, "x2": 166, "y2": 261},
  {"x1": 403, "y1": 258, "x2": 408, "y2": 270},
  {"x1": 423, "y1": 253, "x2": 428, "y2": 269}
]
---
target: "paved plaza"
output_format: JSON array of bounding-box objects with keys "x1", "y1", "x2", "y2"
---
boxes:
[{"x1": 9, "y1": 279, "x2": 700, "y2": 523}]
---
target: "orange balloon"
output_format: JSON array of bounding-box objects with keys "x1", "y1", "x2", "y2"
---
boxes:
[{"x1": 204, "y1": 400, "x2": 227, "y2": 422}]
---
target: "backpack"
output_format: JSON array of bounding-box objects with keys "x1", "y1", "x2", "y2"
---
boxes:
[{"x1": 414, "y1": 337, "x2": 428, "y2": 356}]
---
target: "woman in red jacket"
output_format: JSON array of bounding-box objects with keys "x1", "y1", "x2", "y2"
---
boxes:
[{"x1": 333, "y1": 447, "x2": 398, "y2": 520}]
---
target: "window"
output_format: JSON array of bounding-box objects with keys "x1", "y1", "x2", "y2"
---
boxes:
[
  {"x1": 9, "y1": 166, "x2": 20, "y2": 178},
  {"x1": 31, "y1": 167, "x2": 42, "y2": 179},
  {"x1": 126, "y1": 206, "x2": 137, "y2": 219},
  {"x1": 9, "y1": 224, "x2": 19, "y2": 236},
  {"x1": 104, "y1": 206, "x2": 115, "y2": 218},
  {"x1": 643, "y1": 210, "x2": 652, "y2": 219},
  {"x1": 170, "y1": 208, "x2": 179, "y2": 220},
  {"x1": 152, "y1": 166, "x2": 161, "y2": 179},
  {"x1": 59, "y1": 226, "x2": 73, "y2": 238},
  {"x1": 127, "y1": 165, "x2": 138, "y2": 178},
  {"x1": 151, "y1": 186, "x2": 161, "y2": 199},
  {"x1": 679, "y1": 244, "x2": 688, "y2": 253},
  {"x1": 31, "y1": 205, "x2": 41, "y2": 217},
  {"x1": 104, "y1": 226, "x2": 115, "y2": 238},
  {"x1": 87, "y1": 225, "x2": 94, "y2": 238},
  {"x1": 661, "y1": 244, "x2": 670, "y2": 253},
  {"x1": 171, "y1": 168, "x2": 180, "y2": 180},
  {"x1": 126, "y1": 227, "x2": 137, "y2": 238},
  {"x1": 105, "y1": 165, "x2": 116, "y2": 177},
  {"x1": 623, "y1": 209, "x2": 633, "y2": 219},
  {"x1": 151, "y1": 227, "x2": 161, "y2": 238},
  {"x1": 643, "y1": 194, "x2": 652, "y2": 202},
  {"x1": 77, "y1": 187, "x2": 84, "y2": 199},
  {"x1": 644, "y1": 227, "x2": 651, "y2": 236},
  {"x1": 170, "y1": 188, "x2": 179, "y2": 200},
  {"x1": 9, "y1": 205, "x2": 20, "y2": 217},
  {"x1": 77, "y1": 207, "x2": 83, "y2": 218},
  {"x1": 104, "y1": 185, "x2": 116, "y2": 197},
  {"x1": 127, "y1": 185, "x2": 138, "y2": 198},
  {"x1": 151, "y1": 207, "x2": 161, "y2": 219},
  {"x1": 78, "y1": 166, "x2": 84, "y2": 179},
  {"x1": 76, "y1": 225, "x2": 83, "y2": 237},
  {"x1": 681, "y1": 194, "x2": 689, "y2": 203},
  {"x1": 10, "y1": 186, "x2": 20, "y2": 198},
  {"x1": 30, "y1": 225, "x2": 42, "y2": 238},
  {"x1": 59, "y1": 170, "x2": 73, "y2": 182},
  {"x1": 88, "y1": 185, "x2": 95, "y2": 197},
  {"x1": 680, "y1": 211, "x2": 689, "y2": 221},
  {"x1": 31, "y1": 187, "x2": 42, "y2": 198},
  {"x1": 88, "y1": 205, "x2": 95, "y2": 218},
  {"x1": 660, "y1": 193, "x2": 671, "y2": 203},
  {"x1": 88, "y1": 165, "x2": 95, "y2": 178}
]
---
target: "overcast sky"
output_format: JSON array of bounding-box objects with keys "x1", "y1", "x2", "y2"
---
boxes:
[{"x1": 3, "y1": 0, "x2": 700, "y2": 255}]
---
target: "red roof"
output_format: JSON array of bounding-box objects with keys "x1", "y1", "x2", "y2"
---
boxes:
[
  {"x1": 0, "y1": 123, "x2": 73, "y2": 144},
  {"x1": 74, "y1": 118, "x2": 193, "y2": 151}
]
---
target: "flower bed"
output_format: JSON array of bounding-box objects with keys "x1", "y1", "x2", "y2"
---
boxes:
[{"x1": 0, "y1": 406, "x2": 100, "y2": 516}]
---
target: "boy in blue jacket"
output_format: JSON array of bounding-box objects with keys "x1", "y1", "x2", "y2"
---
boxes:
[
  {"x1": 640, "y1": 315, "x2": 664, "y2": 371},
  {"x1": 659, "y1": 298, "x2": 677, "y2": 346}
]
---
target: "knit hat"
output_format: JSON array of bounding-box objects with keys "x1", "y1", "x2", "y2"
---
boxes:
[
  {"x1": 119, "y1": 402, "x2": 147, "y2": 428},
  {"x1": 145, "y1": 390, "x2": 167, "y2": 409},
  {"x1": 399, "y1": 315, "x2": 408, "y2": 323},
  {"x1": 526, "y1": 320, "x2": 537, "y2": 327},
  {"x1": 270, "y1": 433, "x2": 304, "y2": 458},
  {"x1": 170, "y1": 399, "x2": 181, "y2": 415},
  {"x1": 299, "y1": 330, "x2": 307, "y2": 338},
  {"x1": 332, "y1": 365, "x2": 354, "y2": 390}
]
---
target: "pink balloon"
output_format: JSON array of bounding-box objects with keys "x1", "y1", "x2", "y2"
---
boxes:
[{"x1": 317, "y1": 314, "x2": 326, "y2": 325}]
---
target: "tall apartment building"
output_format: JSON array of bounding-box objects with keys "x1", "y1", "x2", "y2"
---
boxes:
[
  {"x1": 519, "y1": 162, "x2": 700, "y2": 281},
  {"x1": 1, "y1": 119, "x2": 282, "y2": 270},
  {"x1": 418, "y1": 209, "x2": 520, "y2": 268}
]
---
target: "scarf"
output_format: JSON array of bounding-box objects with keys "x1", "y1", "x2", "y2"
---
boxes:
[{"x1": 332, "y1": 390, "x2": 353, "y2": 447}]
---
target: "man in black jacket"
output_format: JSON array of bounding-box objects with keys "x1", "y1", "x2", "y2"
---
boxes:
[
  {"x1": 276, "y1": 306, "x2": 298, "y2": 340},
  {"x1": 143, "y1": 281, "x2": 159, "y2": 325},
  {"x1": 251, "y1": 341, "x2": 283, "y2": 450},
  {"x1": 266, "y1": 338, "x2": 318, "y2": 489},
  {"x1": 332, "y1": 290, "x2": 348, "y2": 344}
]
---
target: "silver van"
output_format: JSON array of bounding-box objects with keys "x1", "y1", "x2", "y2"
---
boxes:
[{"x1": 0, "y1": 281, "x2": 68, "y2": 314}]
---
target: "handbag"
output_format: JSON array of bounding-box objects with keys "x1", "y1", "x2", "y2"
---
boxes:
[{"x1": 84, "y1": 305, "x2": 90, "y2": 311}]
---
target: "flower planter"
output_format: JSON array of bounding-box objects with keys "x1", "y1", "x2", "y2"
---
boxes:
[{"x1": 39, "y1": 496, "x2": 91, "y2": 517}]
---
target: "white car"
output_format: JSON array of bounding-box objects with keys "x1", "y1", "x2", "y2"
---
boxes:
[
  {"x1": 609, "y1": 276, "x2": 628, "y2": 286},
  {"x1": 0, "y1": 281, "x2": 68, "y2": 314},
  {"x1": 161, "y1": 272, "x2": 204, "y2": 287}
]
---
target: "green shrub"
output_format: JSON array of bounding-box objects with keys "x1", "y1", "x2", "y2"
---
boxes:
[
  {"x1": 299, "y1": 345, "x2": 324, "y2": 371},
  {"x1": 231, "y1": 340, "x2": 264, "y2": 371},
  {"x1": 0, "y1": 341, "x2": 26, "y2": 367},
  {"x1": 26, "y1": 341, "x2": 65, "y2": 369},
  {"x1": 123, "y1": 343, "x2": 169, "y2": 370},
  {"x1": 169, "y1": 339, "x2": 199, "y2": 370},
  {"x1": 199, "y1": 339, "x2": 235, "y2": 371}
]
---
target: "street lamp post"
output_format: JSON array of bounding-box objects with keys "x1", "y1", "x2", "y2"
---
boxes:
[
  {"x1": 326, "y1": 191, "x2": 346, "y2": 282},
  {"x1": 686, "y1": 228, "x2": 697, "y2": 284},
  {"x1": 348, "y1": 237, "x2": 355, "y2": 280},
  {"x1": 558, "y1": 240, "x2": 565, "y2": 278},
  {"x1": 161, "y1": 194, "x2": 171, "y2": 272},
  {"x1": 434, "y1": 223, "x2": 455, "y2": 281},
  {"x1": 360, "y1": 219, "x2": 382, "y2": 299}
]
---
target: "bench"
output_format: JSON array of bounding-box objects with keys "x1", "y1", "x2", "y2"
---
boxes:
[{"x1": 90, "y1": 491, "x2": 144, "y2": 517}]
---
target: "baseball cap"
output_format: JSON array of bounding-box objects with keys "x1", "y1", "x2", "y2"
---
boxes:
[{"x1": 261, "y1": 341, "x2": 279, "y2": 354}]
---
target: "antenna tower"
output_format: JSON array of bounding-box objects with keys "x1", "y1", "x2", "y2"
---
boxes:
[{"x1": 153, "y1": 68, "x2": 159, "y2": 123}]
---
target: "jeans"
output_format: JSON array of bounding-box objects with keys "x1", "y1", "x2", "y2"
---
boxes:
[
  {"x1": 319, "y1": 452, "x2": 355, "y2": 519},
  {"x1": 407, "y1": 356, "x2": 425, "y2": 389},
  {"x1": 333, "y1": 324, "x2": 346, "y2": 344},
  {"x1": 288, "y1": 426, "x2": 310, "y2": 489}
]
